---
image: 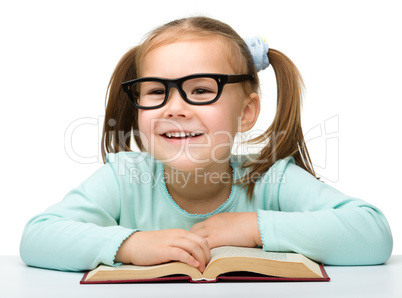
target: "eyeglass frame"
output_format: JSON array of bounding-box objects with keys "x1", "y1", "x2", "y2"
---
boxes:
[{"x1": 121, "y1": 73, "x2": 254, "y2": 110}]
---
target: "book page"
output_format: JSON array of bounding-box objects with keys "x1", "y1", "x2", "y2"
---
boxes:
[
  {"x1": 86, "y1": 262, "x2": 187, "y2": 280},
  {"x1": 204, "y1": 246, "x2": 322, "y2": 279},
  {"x1": 209, "y1": 246, "x2": 291, "y2": 263},
  {"x1": 86, "y1": 247, "x2": 322, "y2": 282},
  {"x1": 86, "y1": 263, "x2": 177, "y2": 281},
  {"x1": 206, "y1": 246, "x2": 322, "y2": 278}
]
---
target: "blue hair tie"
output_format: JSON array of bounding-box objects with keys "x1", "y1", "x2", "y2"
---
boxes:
[{"x1": 243, "y1": 36, "x2": 269, "y2": 72}]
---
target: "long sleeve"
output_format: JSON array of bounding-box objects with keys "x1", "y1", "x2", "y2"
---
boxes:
[
  {"x1": 20, "y1": 163, "x2": 136, "y2": 271},
  {"x1": 20, "y1": 152, "x2": 393, "y2": 271},
  {"x1": 256, "y1": 158, "x2": 393, "y2": 265}
]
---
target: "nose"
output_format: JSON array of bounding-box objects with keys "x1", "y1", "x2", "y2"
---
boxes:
[{"x1": 163, "y1": 87, "x2": 193, "y2": 119}]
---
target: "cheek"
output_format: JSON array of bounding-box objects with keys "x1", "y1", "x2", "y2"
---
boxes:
[
  {"x1": 206, "y1": 109, "x2": 240, "y2": 151},
  {"x1": 212, "y1": 103, "x2": 243, "y2": 135},
  {"x1": 217, "y1": 90, "x2": 246, "y2": 131}
]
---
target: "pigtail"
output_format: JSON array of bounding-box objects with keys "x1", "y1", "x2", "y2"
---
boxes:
[
  {"x1": 101, "y1": 46, "x2": 143, "y2": 163},
  {"x1": 239, "y1": 49, "x2": 317, "y2": 198}
]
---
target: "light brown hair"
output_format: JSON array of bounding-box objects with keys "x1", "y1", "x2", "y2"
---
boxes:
[{"x1": 101, "y1": 16, "x2": 317, "y2": 198}]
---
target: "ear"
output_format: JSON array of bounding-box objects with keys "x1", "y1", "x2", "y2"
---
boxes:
[{"x1": 238, "y1": 92, "x2": 260, "y2": 132}]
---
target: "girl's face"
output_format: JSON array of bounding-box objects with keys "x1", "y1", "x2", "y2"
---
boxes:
[{"x1": 138, "y1": 38, "x2": 254, "y2": 172}]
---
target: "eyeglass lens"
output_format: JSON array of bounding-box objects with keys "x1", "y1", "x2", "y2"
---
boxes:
[{"x1": 131, "y1": 77, "x2": 219, "y2": 107}]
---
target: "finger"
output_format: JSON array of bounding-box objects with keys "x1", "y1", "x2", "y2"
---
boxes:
[
  {"x1": 194, "y1": 235, "x2": 211, "y2": 265},
  {"x1": 192, "y1": 229, "x2": 224, "y2": 249},
  {"x1": 166, "y1": 234, "x2": 210, "y2": 272},
  {"x1": 184, "y1": 230, "x2": 211, "y2": 264},
  {"x1": 178, "y1": 239, "x2": 209, "y2": 272},
  {"x1": 168, "y1": 247, "x2": 200, "y2": 269},
  {"x1": 189, "y1": 224, "x2": 209, "y2": 246},
  {"x1": 189, "y1": 221, "x2": 203, "y2": 233},
  {"x1": 189, "y1": 226, "x2": 208, "y2": 239}
]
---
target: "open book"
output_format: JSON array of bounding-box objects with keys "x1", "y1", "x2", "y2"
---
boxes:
[{"x1": 81, "y1": 246, "x2": 330, "y2": 284}]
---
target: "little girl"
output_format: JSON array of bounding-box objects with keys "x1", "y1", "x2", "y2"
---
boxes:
[{"x1": 20, "y1": 16, "x2": 392, "y2": 272}]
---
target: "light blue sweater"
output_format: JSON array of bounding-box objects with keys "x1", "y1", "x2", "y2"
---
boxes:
[{"x1": 20, "y1": 152, "x2": 393, "y2": 271}]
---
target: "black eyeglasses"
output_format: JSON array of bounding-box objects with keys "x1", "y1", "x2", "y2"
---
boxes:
[{"x1": 121, "y1": 73, "x2": 254, "y2": 110}]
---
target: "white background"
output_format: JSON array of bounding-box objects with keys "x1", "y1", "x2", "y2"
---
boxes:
[{"x1": 1, "y1": 0, "x2": 401, "y2": 256}]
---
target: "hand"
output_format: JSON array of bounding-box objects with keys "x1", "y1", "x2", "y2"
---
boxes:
[
  {"x1": 189, "y1": 212, "x2": 262, "y2": 249},
  {"x1": 114, "y1": 229, "x2": 211, "y2": 272}
]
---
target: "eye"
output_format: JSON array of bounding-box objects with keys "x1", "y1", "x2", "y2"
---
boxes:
[
  {"x1": 138, "y1": 81, "x2": 166, "y2": 97},
  {"x1": 192, "y1": 88, "x2": 213, "y2": 95},
  {"x1": 148, "y1": 88, "x2": 165, "y2": 95}
]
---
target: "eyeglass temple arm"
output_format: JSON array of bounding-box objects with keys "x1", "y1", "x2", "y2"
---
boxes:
[{"x1": 226, "y1": 74, "x2": 254, "y2": 83}]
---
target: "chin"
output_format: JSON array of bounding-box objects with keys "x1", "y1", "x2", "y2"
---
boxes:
[
  {"x1": 158, "y1": 151, "x2": 232, "y2": 174},
  {"x1": 160, "y1": 157, "x2": 207, "y2": 173},
  {"x1": 153, "y1": 151, "x2": 204, "y2": 171}
]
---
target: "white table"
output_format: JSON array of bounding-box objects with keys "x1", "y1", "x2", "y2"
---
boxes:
[{"x1": 1, "y1": 256, "x2": 401, "y2": 298}]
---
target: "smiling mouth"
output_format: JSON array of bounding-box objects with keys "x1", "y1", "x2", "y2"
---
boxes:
[{"x1": 162, "y1": 132, "x2": 204, "y2": 139}]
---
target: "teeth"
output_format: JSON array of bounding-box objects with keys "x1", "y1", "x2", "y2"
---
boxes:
[
  {"x1": 191, "y1": 132, "x2": 202, "y2": 136},
  {"x1": 164, "y1": 132, "x2": 203, "y2": 138}
]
